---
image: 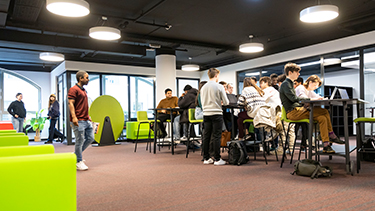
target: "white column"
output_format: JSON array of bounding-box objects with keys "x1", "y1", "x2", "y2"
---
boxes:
[{"x1": 155, "y1": 54, "x2": 176, "y2": 104}]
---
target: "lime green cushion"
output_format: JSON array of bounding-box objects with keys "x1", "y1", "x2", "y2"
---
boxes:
[
  {"x1": 0, "y1": 133, "x2": 25, "y2": 136},
  {"x1": 0, "y1": 135, "x2": 29, "y2": 147},
  {"x1": 243, "y1": 119, "x2": 253, "y2": 123},
  {"x1": 126, "y1": 121, "x2": 154, "y2": 139},
  {"x1": 354, "y1": 117, "x2": 375, "y2": 123},
  {"x1": 0, "y1": 145, "x2": 54, "y2": 157},
  {"x1": 0, "y1": 130, "x2": 16, "y2": 133},
  {"x1": 0, "y1": 153, "x2": 76, "y2": 211}
]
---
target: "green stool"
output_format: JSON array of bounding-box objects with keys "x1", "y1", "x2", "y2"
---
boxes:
[
  {"x1": 135, "y1": 111, "x2": 157, "y2": 153},
  {"x1": 354, "y1": 117, "x2": 375, "y2": 174},
  {"x1": 186, "y1": 108, "x2": 203, "y2": 158}
]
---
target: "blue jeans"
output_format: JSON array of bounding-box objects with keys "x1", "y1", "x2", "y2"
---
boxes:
[
  {"x1": 11, "y1": 116, "x2": 24, "y2": 133},
  {"x1": 71, "y1": 121, "x2": 94, "y2": 162},
  {"x1": 173, "y1": 115, "x2": 187, "y2": 139}
]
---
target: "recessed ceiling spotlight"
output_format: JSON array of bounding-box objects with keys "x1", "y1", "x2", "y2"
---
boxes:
[
  {"x1": 300, "y1": 5, "x2": 339, "y2": 23},
  {"x1": 39, "y1": 52, "x2": 65, "y2": 62},
  {"x1": 46, "y1": 0, "x2": 90, "y2": 17}
]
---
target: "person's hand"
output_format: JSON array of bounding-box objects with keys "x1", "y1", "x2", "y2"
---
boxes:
[
  {"x1": 72, "y1": 117, "x2": 78, "y2": 126},
  {"x1": 47, "y1": 116, "x2": 51, "y2": 119},
  {"x1": 15, "y1": 114, "x2": 19, "y2": 118},
  {"x1": 24, "y1": 118, "x2": 26, "y2": 123},
  {"x1": 161, "y1": 110, "x2": 166, "y2": 113},
  {"x1": 181, "y1": 93, "x2": 185, "y2": 97}
]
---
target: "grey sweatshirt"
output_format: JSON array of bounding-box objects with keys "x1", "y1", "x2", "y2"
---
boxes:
[{"x1": 201, "y1": 81, "x2": 229, "y2": 116}]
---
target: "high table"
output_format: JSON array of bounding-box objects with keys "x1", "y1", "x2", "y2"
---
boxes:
[
  {"x1": 149, "y1": 107, "x2": 181, "y2": 154},
  {"x1": 301, "y1": 98, "x2": 367, "y2": 174}
]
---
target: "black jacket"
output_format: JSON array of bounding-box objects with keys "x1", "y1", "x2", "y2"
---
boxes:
[
  {"x1": 48, "y1": 101, "x2": 60, "y2": 119},
  {"x1": 7, "y1": 100, "x2": 26, "y2": 118},
  {"x1": 178, "y1": 88, "x2": 198, "y2": 123}
]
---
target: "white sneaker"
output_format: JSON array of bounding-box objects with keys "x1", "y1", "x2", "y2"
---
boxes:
[
  {"x1": 203, "y1": 158, "x2": 214, "y2": 164},
  {"x1": 76, "y1": 161, "x2": 88, "y2": 171},
  {"x1": 180, "y1": 136, "x2": 188, "y2": 141},
  {"x1": 214, "y1": 158, "x2": 226, "y2": 166}
]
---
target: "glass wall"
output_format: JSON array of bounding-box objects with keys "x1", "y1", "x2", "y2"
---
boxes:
[
  {"x1": 1, "y1": 69, "x2": 41, "y2": 121},
  {"x1": 176, "y1": 78, "x2": 199, "y2": 97},
  {"x1": 70, "y1": 73, "x2": 100, "y2": 106},
  {"x1": 130, "y1": 76, "x2": 154, "y2": 119},
  {"x1": 103, "y1": 75, "x2": 129, "y2": 120},
  {"x1": 363, "y1": 47, "x2": 375, "y2": 135}
]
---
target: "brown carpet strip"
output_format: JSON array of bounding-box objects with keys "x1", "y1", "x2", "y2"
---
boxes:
[{"x1": 51, "y1": 140, "x2": 375, "y2": 211}]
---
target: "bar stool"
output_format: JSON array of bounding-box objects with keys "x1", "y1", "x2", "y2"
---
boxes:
[
  {"x1": 243, "y1": 119, "x2": 278, "y2": 164},
  {"x1": 186, "y1": 108, "x2": 203, "y2": 158},
  {"x1": 280, "y1": 107, "x2": 317, "y2": 168},
  {"x1": 134, "y1": 111, "x2": 155, "y2": 153},
  {"x1": 354, "y1": 117, "x2": 375, "y2": 173}
]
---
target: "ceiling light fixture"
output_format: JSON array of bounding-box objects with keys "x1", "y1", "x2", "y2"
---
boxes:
[
  {"x1": 39, "y1": 52, "x2": 65, "y2": 62},
  {"x1": 323, "y1": 58, "x2": 341, "y2": 66},
  {"x1": 300, "y1": 4, "x2": 339, "y2": 23},
  {"x1": 181, "y1": 57, "x2": 200, "y2": 71},
  {"x1": 46, "y1": 0, "x2": 90, "y2": 17},
  {"x1": 239, "y1": 35, "x2": 264, "y2": 53},
  {"x1": 89, "y1": 26, "x2": 121, "y2": 41}
]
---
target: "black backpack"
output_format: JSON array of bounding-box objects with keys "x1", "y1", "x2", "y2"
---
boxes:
[{"x1": 228, "y1": 140, "x2": 250, "y2": 166}]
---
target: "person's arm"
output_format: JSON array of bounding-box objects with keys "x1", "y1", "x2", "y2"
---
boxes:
[
  {"x1": 309, "y1": 90, "x2": 323, "y2": 100},
  {"x1": 52, "y1": 101, "x2": 60, "y2": 118},
  {"x1": 221, "y1": 87, "x2": 229, "y2": 106},
  {"x1": 156, "y1": 99, "x2": 166, "y2": 113},
  {"x1": 7, "y1": 102, "x2": 17, "y2": 118},
  {"x1": 68, "y1": 99, "x2": 78, "y2": 126},
  {"x1": 282, "y1": 82, "x2": 309, "y2": 103},
  {"x1": 178, "y1": 95, "x2": 189, "y2": 108}
]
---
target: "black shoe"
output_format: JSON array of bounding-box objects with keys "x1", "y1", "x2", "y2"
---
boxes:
[
  {"x1": 44, "y1": 140, "x2": 53, "y2": 144},
  {"x1": 329, "y1": 136, "x2": 345, "y2": 144},
  {"x1": 323, "y1": 145, "x2": 335, "y2": 154}
]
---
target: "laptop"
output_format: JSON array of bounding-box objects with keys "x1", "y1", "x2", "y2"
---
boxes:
[
  {"x1": 338, "y1": 88, "x2": 349, "y2": 99},
  {"x1": 329, "y1": 87, "x2": 338, "y2": 100}
]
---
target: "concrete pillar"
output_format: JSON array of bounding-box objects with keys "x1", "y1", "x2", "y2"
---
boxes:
[{"x1": 155, "y1": 50, "x2": 176, "y2": 104}]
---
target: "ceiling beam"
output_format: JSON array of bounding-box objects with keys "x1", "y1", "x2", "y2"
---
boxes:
[{"x1": 0, "y1": 28, "x2": 147, "y2": 56}]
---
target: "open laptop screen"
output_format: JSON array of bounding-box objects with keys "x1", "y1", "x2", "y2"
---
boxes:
[
  {"x1": 338, "y1": 88, "x2": 349, "y2": 99},
  {"x1": 330, "y1": 87, "x2": 338, "y2": 100}
]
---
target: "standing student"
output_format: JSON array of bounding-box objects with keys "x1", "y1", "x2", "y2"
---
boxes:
[
  {"x1": 279, "y1": 63, "x2": 343, "y2": 154},
  {"x1": 7, "y1": 93, "x2": 26, "y2": 133},
  {"x1": 68, "y1": 70, "x2": 95, "y2": 171},
  {"x1": 45, "y1": 94, "x2": 64, "y2": 144},
  {"x1": 201, "y1": 68, "x2": 229, "y2": 165}
]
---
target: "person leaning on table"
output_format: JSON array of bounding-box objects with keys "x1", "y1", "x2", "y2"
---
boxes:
[{"x1": 279, "y1": 62, "x2": 344, "y2": 154}]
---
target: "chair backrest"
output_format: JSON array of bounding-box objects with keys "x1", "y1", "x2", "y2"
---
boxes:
[
  {"x1": 188, "y1": 108, "x2": 196, "y2": 122},
  {"x1": 281, "y1": 107, "x2": 288, "y2": 121},
  {"x1": 137, "y1": 111, "x2": 148, "y2": 122}
]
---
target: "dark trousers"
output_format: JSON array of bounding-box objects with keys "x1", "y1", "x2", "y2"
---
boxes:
[
  {"x1": 47, "y1": 118, "x2": 64, "y2": 141},
  {"x1": 237, "y1": 111, "x2": 252, "y2": 139},
  {"x1": 203, "y1": 115, "x2": 223, "y2": 161},
  {"x1": 295, "y1": 123, "x2": 308, "y2": 147},
  {"x1": 157, "y1": 113, "x2": 176, "y2": 136}
]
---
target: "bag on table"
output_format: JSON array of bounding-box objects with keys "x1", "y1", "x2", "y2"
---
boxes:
[
  {"x1": 228, "y1": 140, "x2": 249, "y2": 166},
  {"x1": 220, "y1": 131, "x2": 231, "y2": 147},
  {"x1": 292, "y1": 159, "x2": 332, "y2": 179}
]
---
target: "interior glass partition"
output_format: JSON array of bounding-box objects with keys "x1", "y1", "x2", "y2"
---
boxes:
[
  {"x1": 363, "y1": 47, "x2": 375, "y2": 136},
  {"x1": 130, "y1": 76, "x2": 154, "y2": 119},
  {"x1": 102, "y1": 75, "x2": 129, "y2": 121},
  {"x1": 176, "y1": 78, "x2": 200, "y2": 97}
]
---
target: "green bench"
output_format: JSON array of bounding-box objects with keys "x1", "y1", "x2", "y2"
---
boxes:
[
  {"x1": 0, "y1": 135, "x2": 29, "y2": 147},
  {"x1": 0, "y1": 145, "x2": 76, "y2": 211},
  {"x1": 0, "y1": 130, "x2": 17, "y2": 133},
  {"x1": 0, "y1": 133, "x2": 25, "y2": 136},
  {"x1": 126, "y1": 121, "x2": 154, "y2": 140}
]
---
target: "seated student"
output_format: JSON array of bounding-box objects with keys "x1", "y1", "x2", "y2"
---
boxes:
[
  {"x1": 223, "y1": 83, "x2": 239, "y2": 136},
  {"x1": 296, "y1": 75, "x2": 323, "y2": 100},
  {"x1": 270, "y1": 73, "x2": 279, "y2": 91},
  {"x1": 279, "y1": 63, "x2": 343, "y2": 154},
  {"x1": 237, "y1": 77, "x2": 266, "y2": 140},
  {"x1": 173, "y1": 85, "x2": 198, "y2": 141},
  {"x1": 195, "y1": 81, "x2": 207, "y2": 120},
  {"x1": 294, "y1": 77, "x2": 303, "y2": 89},
  {"x1": 156, "y1": 88, "x2": 179, "y2": 138}
]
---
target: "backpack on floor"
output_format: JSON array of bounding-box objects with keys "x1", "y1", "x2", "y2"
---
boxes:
[
  {"x1": 228, "y1": 140, "x2": 249, "y2": 166},
  {"x1": 362, "y1": 138, "x2": 375, "y2": 162},
  {"x1": 291, "y1": 159, "x2": 332, "y2": 179}
]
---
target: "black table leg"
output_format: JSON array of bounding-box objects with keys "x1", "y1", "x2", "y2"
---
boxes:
[
  {"x1": 308, "y1": 104, "x2": 314, "y2": 160},
  {"x1": 153, "y1": 111, "x2": 158, "y2": 154}
]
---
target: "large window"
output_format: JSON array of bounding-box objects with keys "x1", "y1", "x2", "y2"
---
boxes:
[
  {"x1": 363, "y1": 47, "x2": 375, "y2": 135},
  {"x1": 130, "y1": 76, "x2": 154, "y2": 119},
  {"x1": 176, "y1": 78, "x2": 199, "y2": 97},
  {"x1": 71, "y1": 73, "x2": 100, "y2": 105},
  {"x1": 103, "y1": 75, "x2": 129, "y2": 121},
  {"x1": 1, "y1": 69, "x2": 41, "y2": 121}
]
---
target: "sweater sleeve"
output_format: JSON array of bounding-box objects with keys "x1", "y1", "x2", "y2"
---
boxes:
[
  {"x1": 7, "y1": 102, "x2": 15, "y2": 116},
  {"x1": 282, "y1": 81, "x2": 309, "y2": 103},
  {"x1": 220, "y1": 86, "x2": 229, "y2": 106}
]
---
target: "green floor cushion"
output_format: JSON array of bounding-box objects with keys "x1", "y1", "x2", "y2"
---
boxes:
[
  {"x1": 0, "y1": 133, "x2": 25, "y2": 136},
  {"x1": 0, "y1": 145, "x2": 54, "y2": 157},
  {"x1": 0, "y1": 130, "x2": 17, "y2": 133},
  {"x1": 0, "y1": 153, "x2": 76, "y2": 211},
  {"x1": 0, "y1": 135, "x2": 29, "y2": 147}
]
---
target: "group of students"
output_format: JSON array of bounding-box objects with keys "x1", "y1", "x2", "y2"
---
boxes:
[{"x1": 156, "y1": 62, "x2": 345, "y2": 165}]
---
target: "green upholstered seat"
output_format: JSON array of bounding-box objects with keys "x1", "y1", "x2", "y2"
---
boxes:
[
  {"x1": 243, "y1": 119, "x2": 253, "y2": 123},
  {"x1": 0, "y1": 152, "x2": 76, "y2": 211},
  {"x1": 126, "y1": 122, "x2": 154, "y2": 139},
  {"x1": 189, "y1": 108, "x2": 203, "y2": 123},
  {"x1": 281, "y1": 107, "x2": 310, "y2": 123},
  {"x1": 0, "y1": 145, "x2": 54, "y2": 157},
  {"x1": 353, "y1": 117, "x2": 375, "y2": 123},
  {"x1": 0, "y1": 133, "x2": 25, "y2": 136},
  {"x1": 0, "y1": 130, "x2": 16, "y2": 133},
  {"x1": 0, "y1": 135, "x2": 29, "y2": 147}
]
